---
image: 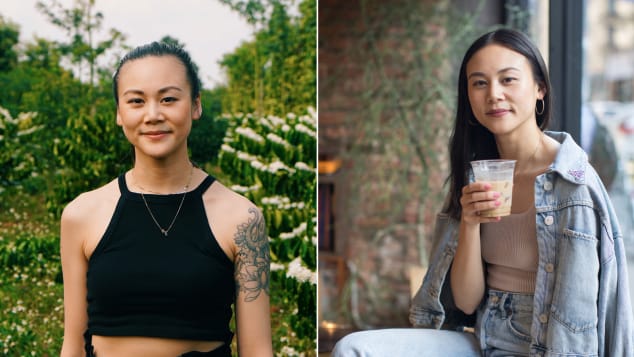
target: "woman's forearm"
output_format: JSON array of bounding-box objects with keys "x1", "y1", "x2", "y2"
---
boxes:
[{"x1": 450, "y1": 220, "x2": 485, "y2": 315}]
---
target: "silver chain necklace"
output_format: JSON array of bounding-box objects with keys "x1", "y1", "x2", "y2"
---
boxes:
[
  {"x1": 133, "y1": 164, "x2": 194, "y2": 237},
  {"x1": 514, "y1": 132, "x2": 544, "y2": 177}
]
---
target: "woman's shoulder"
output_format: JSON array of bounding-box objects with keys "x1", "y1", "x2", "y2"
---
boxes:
[
  {"x1": 202, "y1": 178, "x2": 264, "y2": 252},
  {"x1": 204, "y1": 179, "x2": 260, "y2": 221},
  {"x1": 61, "y1": 177, "x2": 121, "y2": 224}
]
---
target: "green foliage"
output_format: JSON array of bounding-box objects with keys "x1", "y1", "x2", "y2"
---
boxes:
[
  {"x1": 0, "y1": 37, "x2": 70, "y2": 114},
  {"x1": 48, "y1": 107, "x2": 130, "y2": 215},
  {"x1": 0, "y1": 108, "x2": 43, "y2": 192},
  {"x1": 271, "y1": 270, "x2": 316, "y2": 355},
  {"x1": 0, "y1": 235, "x2": 63, "y2": 356},
  {"x1": 0, "y1": 15, "x2": 20, "y2": 72},
  {"x1": 218, "y1": 0, "x2": 268, "y2": 24},
  {"x1": 217, "y1": 4, "x2": 317, "y2": 348},
  {"x1": 220, "y1": 0, "x2": 316, "y2": 116},
  {"x1": 218, "y1": 108, "x2": 316, "y2": 354},
  {"x1": 293, "y1": 0, "x2": 317, "y2": 109},
  {"x1": 22, "y1": 37, "x2": 65, "y2": 70},
  {"x1": 218, "y1": 111, "x2": 316, "y2": 204},
  {"x1": 189, "y1": 88, "x2": 230, "y2": 165}
]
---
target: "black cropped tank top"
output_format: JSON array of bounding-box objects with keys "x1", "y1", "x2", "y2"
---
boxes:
[{"x1": 86, "y1": 174, "x2": 234, "y2": 343}]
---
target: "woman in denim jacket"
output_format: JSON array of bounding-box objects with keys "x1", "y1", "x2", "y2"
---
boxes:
[{"x1": 333, "y1": 28, "x2": 633, "y2": 356}]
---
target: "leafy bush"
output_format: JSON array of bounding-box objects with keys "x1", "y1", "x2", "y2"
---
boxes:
[
  {"x1": 47, "y1": 110, "x2": 130, "y2": 215},
  {"x1": 218, "y1": 108, "x2": 316, "y2": 355},
  {"x1": 0, "y1": 235, "x2": 63, "y2": 356},
  {"x1": 0, "y1": 107, "x2": 44, "y2": 193}
]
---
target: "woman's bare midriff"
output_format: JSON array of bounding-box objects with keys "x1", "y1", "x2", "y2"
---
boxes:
[{"x1": 92, "y1": 336, "x2": 224, "y2": 357}]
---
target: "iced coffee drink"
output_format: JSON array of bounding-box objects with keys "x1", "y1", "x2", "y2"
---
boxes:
[{"x1": 470, "y1": 160, "x2": 516, "y2": 217}]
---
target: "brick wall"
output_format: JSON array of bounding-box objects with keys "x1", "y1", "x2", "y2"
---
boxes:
[{"x1": 319, "y1": 0, "x2": 504, "y2": 328}]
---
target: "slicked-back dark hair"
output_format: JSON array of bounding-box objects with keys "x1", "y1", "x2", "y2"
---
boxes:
[
  {"x1": 446, "y1": 28, "x2": 553, "y2": 220},
  {"x1": 112, "y1": 41, "x2": 201, "y2": 104}
]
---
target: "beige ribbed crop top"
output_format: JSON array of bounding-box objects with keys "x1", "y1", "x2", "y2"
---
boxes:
[{"x1": 481, "y1": 205, "x2": 538, "y2": 293}]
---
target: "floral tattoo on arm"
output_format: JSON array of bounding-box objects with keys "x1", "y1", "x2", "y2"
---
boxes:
[{"x1": 234, "y1": 207, "x2": 270, "y2": 302}]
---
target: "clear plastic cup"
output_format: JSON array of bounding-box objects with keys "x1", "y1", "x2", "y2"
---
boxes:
[{"x1": 470, "y1": 159, "x2": 516, "y2": 217}]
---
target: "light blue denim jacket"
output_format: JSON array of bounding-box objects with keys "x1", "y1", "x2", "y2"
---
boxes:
[{"x1": 410, "y1": 131, "x2": 634, "y2": 356}]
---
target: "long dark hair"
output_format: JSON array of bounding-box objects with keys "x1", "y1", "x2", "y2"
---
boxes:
[{"x1": 445, "y1": 28, "x2": 553, "y2": 220}]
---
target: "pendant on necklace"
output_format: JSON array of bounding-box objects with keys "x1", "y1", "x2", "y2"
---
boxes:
[{"x1": 161, "y1": 229, "x2": 168, "y2": 237}]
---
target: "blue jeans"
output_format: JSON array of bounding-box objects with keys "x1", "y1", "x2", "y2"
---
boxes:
[
  {"x1": 477, "y1": 289, "x2": 532, "y2": 356},
  {"x1": 332, "y1": 290, "x2": 533, "y2": 356}
]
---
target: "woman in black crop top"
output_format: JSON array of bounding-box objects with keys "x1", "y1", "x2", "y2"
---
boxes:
[{"x1": 60, "y1": 42, "x2": 273, "y2": 357}]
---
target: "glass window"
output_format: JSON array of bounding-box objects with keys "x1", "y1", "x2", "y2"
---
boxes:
[{"x1": 583, "y1": 0, "x2": 634, "y2": 301}]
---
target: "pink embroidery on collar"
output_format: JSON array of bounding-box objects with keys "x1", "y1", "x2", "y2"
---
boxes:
[{"x1": 568, "y1": 169, "x2": 584, "y2": 181}]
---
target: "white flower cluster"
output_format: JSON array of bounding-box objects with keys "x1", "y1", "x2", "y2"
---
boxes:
[
  {"x1": 262, "y1": 195, "x2": 291, "y2": 205},
  {"x1": 286, "y1": 257, "x2": 316, "y2": 284},
  {"x1": 230, "y1": 183, "x2": 261, "y2": 193},
  {"x1": 235, "y1": 126, "x2": 264, "y2": 143},
  {"x1": 0, "y1": 107, "x2": 37, "y2": 127},
  {"x1": 267, "y1": 160, "x2": 296, "y2": 174},
  {"x1": 262, "y1": 195, "x2": 306, "y2": 210},
  {"x1": 278, "y1": 346, "x2": 305, "y2": 357},
  {"x1": 0, "y1": 107, "x2": 41, "y2": 140},
  {"x1": 249, "y1": 159, "x2": 295, "y2": 174},
  {"x1": 294, "y1": 123, "x2": 316, "y2": 138},
  {"x1": 307, "y1": 106, "x2": 316, "y2": 117},
  {"x1": 225, "y1": 144, "x2": 298, "y2": 176},
  {"x1": 220, "y1": 144, "x2": 236, "y2": 153},
  {"x1": 294, "y1": 162, "x2": 314, "y2": 172},
  {"x1": 280, "y1": 222, "x2": 307, "y2": 240},
  {"x1": 266, "y1": 115, "x2": 286, "y2": 127},
  {"x1": 0, "y1": 106, "x2": 12, "y2": 125},
  {"x1": 17, "y1": 125, "x2": 44, "y2": 137},
  {"x1": 299, "y1": 114, "x2": 316, "y2": 128},
  {"x1": 17, "y1": 111, "x2": 39, "y2": 122},
  {"x1": 266, "y1": 133, "x2": 290, "y2": 147},
  {"x1": 258, "y1": 117, "x2": 273, "y2": 129},
  {"x1": 237, "y1": 151, "x2": 258, "y2": 162},
  {"x1": 250, "y1": 159, "x2": 265, "y2": 170},
  {"x1": 270, "y1": 262, "x2": 285, "y2": 271}
]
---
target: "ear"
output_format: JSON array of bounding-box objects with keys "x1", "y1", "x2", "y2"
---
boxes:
[
  {"x1": 116, "y1": 108, "x2": 123, "y2": 126},
  {"x1": 192, "y1": 96, "x2": 202, "y2": 121},
  {"x1": 537, "y1": 83, "x2": 546, "y2": 100}
]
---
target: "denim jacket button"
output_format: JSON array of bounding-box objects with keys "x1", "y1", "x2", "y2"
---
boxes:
[
  {"x1": 539, "y1": 314, "x2": 548, "y2": 324},
  {"x1": 544, "y1": 216, "x2": 554, "y2": 225},
  {"x1": 543, "y1": 181, "x2": 553, "y2": 191},
  {"x1": 545, "y1": 263, "x2": 554, "y2": 272}
]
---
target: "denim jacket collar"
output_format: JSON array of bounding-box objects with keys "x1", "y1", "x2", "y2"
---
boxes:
[{"x1": 546, "y1": 131, "x2": 587, "y2": 185}]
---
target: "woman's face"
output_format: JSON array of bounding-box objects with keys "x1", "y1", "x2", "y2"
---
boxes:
[
  {"x1": 116, "y1": 55, "x2": 201, "y2": 161},
  {"x1": 466, "y1": 44, "x2": 544, "y2": 137}
]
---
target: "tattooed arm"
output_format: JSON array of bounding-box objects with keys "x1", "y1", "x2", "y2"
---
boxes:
[
  {"x1": 204, "y1": 181, "x2": 273, "y2": 356},
  {"x1": 234, "y1": 207, "x2": 270, "y2": 301},
  {"x1": 233, "y1": 206, "x2": 273, "y2": 356}
]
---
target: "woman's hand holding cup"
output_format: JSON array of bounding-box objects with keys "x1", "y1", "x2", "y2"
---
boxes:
[{"x1": 460, "y1": 182, "x2": 502, "y2": 224}]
